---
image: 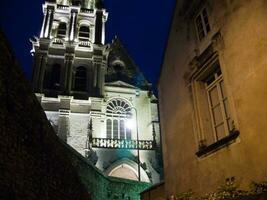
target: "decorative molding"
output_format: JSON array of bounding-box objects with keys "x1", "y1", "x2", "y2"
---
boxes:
[
  {"x1": 212, "y1": 31, "x2": 225, "y2": 51},
  {"x1": 196, "y1": 131, "x2": 240, "y2": 157},
  {"x1": 92, "y1": 138, "x2": 155, "y2": 150}
]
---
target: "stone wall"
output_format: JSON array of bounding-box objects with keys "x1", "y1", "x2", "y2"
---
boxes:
[
  {"x1": 0, "y1": 30, "x2": 91, "y2": 199},
  {"x1": 158, "y1": 0, "x2": 267, "y2": 198},
  {"x1": 140, "y1": 182, "x2": 165, "y2": 200},
  {"x1": 62, "y1": 140, "x2": 151, "y2": 200}
]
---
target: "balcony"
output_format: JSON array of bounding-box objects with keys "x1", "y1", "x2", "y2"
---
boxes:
[
  {"x1": 78, "y1": 40, "x2": 91, "y2": 47},
  {"x1": 52, "y1": 38, "x2": 64, "y2": 45},
  {"x1": 57, "y1": 5, "x2": 69, "y2": 10},
  {"x1": 80, "y1": 8, "x2": 94, "y2": 14},
  {"x1": 92, "y1": 138, "x2": 155, "y2": 150}
]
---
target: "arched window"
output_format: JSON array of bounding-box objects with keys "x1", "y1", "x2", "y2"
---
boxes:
[
  {"x1": 73, "y1": 66, "x2": 87, "y2": 91},
  {"x1": 79, "y1": 26, "x2": 90, "y2": 41},
  {"x1": 57, "y1": 22, "x2": 67, "y2": 38},
  {"x1": 106, "y1": 99, "x2": 131, "y2": 115},
  {"x1": 106, "y1": 99, "x2": 132, "y2": 140}
]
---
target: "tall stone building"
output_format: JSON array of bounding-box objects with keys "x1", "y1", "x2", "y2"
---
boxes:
[
  {"x1": 155, "y1": 0, "x2": 267, "y2": 198},
  {"x1": 31, "y1": 0, "x2": 162, "y2": 184}
]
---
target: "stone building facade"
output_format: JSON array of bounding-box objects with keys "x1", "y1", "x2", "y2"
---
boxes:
[
  {"x1": 157, "y1": 0, "x2": 267, "y2": 198},
  {"x1": 0, "y1": 29, "x2": 150, "y2": 200},
  {"x1": 31, "y1": 0, "x2": 162, "y2": 184}
]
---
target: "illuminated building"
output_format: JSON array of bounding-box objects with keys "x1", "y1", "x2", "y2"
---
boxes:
[{"x1": 31, "y1": 0, "x2": 162, "y2": 184}]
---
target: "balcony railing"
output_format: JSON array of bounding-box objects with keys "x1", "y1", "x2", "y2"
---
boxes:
[
  {"x1": 57, "y1": 5, "x2": 69, "y2": 10},
  {"x1": 52, "y1": 38, "x2": 64, "y2": 45},
  {"x1": 80, "y1": 8, "x2": 94, "y2": 14},
  {"x1": 91, "y1": 138, "x2": 155, "y2": 150},
  {"x1": 78, "y1": 40, "x2": 91, "y2": 47}
]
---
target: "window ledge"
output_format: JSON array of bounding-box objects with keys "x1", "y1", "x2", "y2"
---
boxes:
[{"x1": 196, "y1": 130, "x2": 240, "y2": 157}]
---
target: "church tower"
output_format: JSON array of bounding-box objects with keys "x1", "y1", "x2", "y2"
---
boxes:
[
  {"x1": 31, "y1": 0, "x2": 163, "y2": 184},
  {"x1": 32, "y1": 0, "x2": 107, "y2": 98}
]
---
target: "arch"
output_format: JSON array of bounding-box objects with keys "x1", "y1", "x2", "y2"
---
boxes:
[
  {"x1": 73, "y1": 66, "x2": 87, "y2": 91},
  {"x1": 106, "y1": 98, "x2": 132, "y2": 115},
  {"x1": 105, "y1": 98, "x2": 133, "y2": 139},
  {"x1": 78, "y1": 25, "x2": 90, "y2": 41},
  {"x1": 105, "y1": 158, "x2": 151, "y2": 182},
  {"x1": 111, "y1": 60, "x2": 125, "y2": 73}
]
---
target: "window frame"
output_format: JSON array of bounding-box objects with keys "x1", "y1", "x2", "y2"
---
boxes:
[
  {"x1": 205, "y1": 69, "x2": 231, "y2": 142},
  {"x1": 106, "y1": 99, "x2": 132, "y2": 140},
  {"x1": 57, "y1": 22, "x2": 67, "y2": 38},
  {"x1": 73, "y1": 66, "x2": 87, "y2": 92},
  {"x1": 78, "y1": 25, "x2": 90, "y2": 41},
  {"x1": 191, "y1": 56, "x2": 238, "y2": 157},
  {"x1": 194, "y1": 7, "x2": 211, "y2": 41}
]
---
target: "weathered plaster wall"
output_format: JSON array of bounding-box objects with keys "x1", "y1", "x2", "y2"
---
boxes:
[{"x1": 159, "y1": 0, "x2": 267, "y2": 197}]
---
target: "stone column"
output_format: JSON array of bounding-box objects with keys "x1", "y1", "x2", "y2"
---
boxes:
[
  {"x1": 101, "y1": 17, "x2": 105, "y2": 44},
  {"x1": 32, "y1": 53, "x2": 41, "y2": 91},
  {"x1": 36, "y1": 53, "x2": 48, "y2": 93},
  {"x1": 69, "y1": 11, "x2": 77, "y2": 41},
  {"x1": 57, "y1": 110, "x2": 70, "y2": 142},
  {"x1": 40, "y1": 9, "x2": 48, "y2": 38},
  {"x1": 92, "y1": 56, "x2": 103, "y2": 96},
  {"x1": 94, "y1": 10, "x2": 103, "y2": 44},
  {"x1": 44, "y1": 9, "x2": 53, "y2": 38},
  {"x1": 64, "y1": 54, "x2": 74, "y2": 94}
]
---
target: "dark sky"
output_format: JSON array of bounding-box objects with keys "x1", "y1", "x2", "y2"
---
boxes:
[{"x1": 0, "y1": 0, "x2": 175, "y2": 86}]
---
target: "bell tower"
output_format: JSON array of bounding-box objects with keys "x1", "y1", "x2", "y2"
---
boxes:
[
  {"x1": 31, "y1": 0, "x2": 163, "y2": 185},
  {"x1": 31, "y1": 0, "x2": 108, "y2": 98}
]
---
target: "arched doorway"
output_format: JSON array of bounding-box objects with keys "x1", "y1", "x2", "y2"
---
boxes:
[
  {"x1": 105, "y1": 158, "x2": 150, "y2": 182},
  {"x1": 109, "y1": 164, "x2": 139, "y2": 181}
]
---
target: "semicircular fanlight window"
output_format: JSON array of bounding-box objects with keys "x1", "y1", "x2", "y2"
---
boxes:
[{"x1": 106, "y1": 99, "x2": 131, "y2": 115}]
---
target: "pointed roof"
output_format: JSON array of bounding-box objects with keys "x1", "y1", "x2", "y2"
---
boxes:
[
  {"x1": 95, "y1": 0, "x2": 104, "y2": 9},
  {"x1": 105, "y1": 37, "x2": 151, "y2": 90},
  {"x1": 105, "y1": 80, "x2": 137, "y2": 89}
]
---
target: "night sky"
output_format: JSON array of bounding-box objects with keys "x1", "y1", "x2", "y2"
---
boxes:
[{"x1": 0, "y1": 0, "x2": 175, "y2": 86}]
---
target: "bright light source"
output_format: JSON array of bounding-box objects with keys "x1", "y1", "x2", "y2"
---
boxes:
[{"x1": 126, "y1": 119, "x2": 135, "y2": 130}]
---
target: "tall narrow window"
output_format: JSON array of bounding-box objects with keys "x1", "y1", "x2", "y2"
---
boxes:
[
  {"x1": 126, "y1": 128, "x2": 131, "y2": 140},
  {"x1": 43, "y1": 64, "x2": 61, "y2": 90},
  {"x1": 57, "y1": 22, "x2": 67, "y2": 38},
  {"x1": 205, "y1": 67, "x2": 231, "y2": 141},
  {"x1": 113, "y1": 120, "x2": 118, "y2": 139},
  {"x1": 195, "y1": 8, "x2": 211, "y2": 41},
  {"x1": 74, "y1": 66, "x2": 87, "y2": 91},
  {"x1": 120, "y1": 120, "x2": 125, "y2": 139},
  {"x1": 51, "y1": 63, "x2": 61, "y2": 89},
  {"x1": 192, "y1": 57, "x2": 237, "y2": 157},
  {"x1": 79, "y1": 26, "x2": 90, "y2": 41},
  {"x1": 107, "y1": 119, "x2": 112, "y2": 139}
]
